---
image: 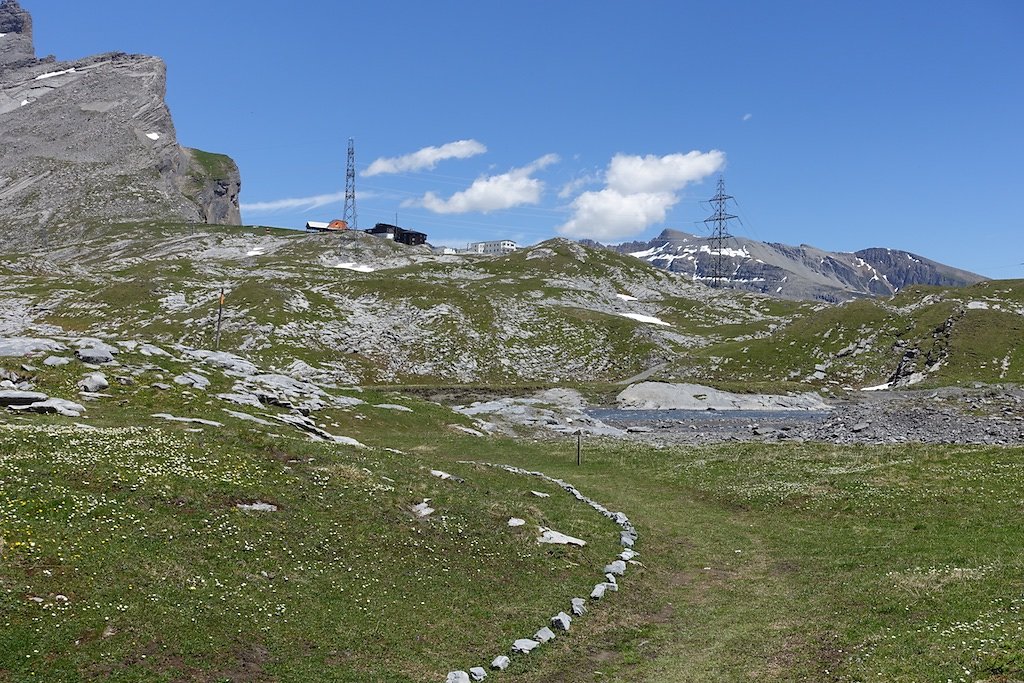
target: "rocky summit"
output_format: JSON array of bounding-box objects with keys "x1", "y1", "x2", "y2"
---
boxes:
[
  {"x1": 0, "y1": 0, "x2": 241, "y2": 249},
  {"x1": 612, "y1": 228, "x2": 984, "y2": 302}
]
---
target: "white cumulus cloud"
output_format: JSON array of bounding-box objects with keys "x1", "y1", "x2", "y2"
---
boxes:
[
  {"x1": 742, "y1": 113, "x2": 753, "y2": 122},
  {"x1": 558, "y1": 150, "x2": 725, "y2": 240},
  {"x1": 606, "y1": 151, "x2": 726, "y2": 194},
  {"x1": 364, "y1": 139, "x2": 487, "y2": 176},
  {"x1": 241, "y1": 191, "x2": 346, "y2": 214},
  {"x1": 414, "y1": 154, "x2": 559, "y2": 214}
]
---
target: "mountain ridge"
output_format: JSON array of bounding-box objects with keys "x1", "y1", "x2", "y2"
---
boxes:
[{"x1": 609, "y1": 228, "x2": 985, "y2": 302}]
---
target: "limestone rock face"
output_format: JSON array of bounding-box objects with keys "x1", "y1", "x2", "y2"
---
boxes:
[
  {"x1": 0, "y1": 1, "x2": 241, "y2": 249},
  {"x1": 0, "y1": 0, "x2": 34, "y2": 66}
]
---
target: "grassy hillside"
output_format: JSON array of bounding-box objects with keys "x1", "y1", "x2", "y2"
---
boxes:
[
  {"x1": 1, "y1": 353, "x2": 1021, "y2": 681},
  {"x1": 2, "y1": 222, "x2": 1023, "y2": 681},
  {"x1": 665, "y1": 280, "x2": 1024, "y2": 390}
]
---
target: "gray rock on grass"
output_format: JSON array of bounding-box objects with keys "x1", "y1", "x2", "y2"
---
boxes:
[
  {"x1": 445, "y1": 671, "x2": 470, "y2": 683},
  {"x1": 604, "y1": 559, "x2": 627, "y2": 576},
  {"x1": 151, "y1": 413, "x2": 223, "y2": 427},
  {"x1": 78, "y1": 373, "x2": 109, "y2": 393},
  {"x1": 75, "y1": 347, "x2": 114, "y2": 364},
  {"x1": 0, "y1": 337, "x2": 64, "y2": 357},
  {"x1": 512, "y1": 638, "x2": 540, "y2": 654},
  {"x1": 9, "y1": 397, "x2": 86, "y2": 417},
  {"x1": 0, "y1": 390, "x2": 47, "y2": 406},
  {"x1": 43, "y1": 356, "x2": 69, "y2": 366},
  {"x1": 533, "y1": 627, "x2": 555, "y2": 643},
  {"x1": 174, "y1": 372, "x2": 210, "y2": 390},
  {"x1": 469, "y1": 666, "x2": 487, "y2": 681},
  {"x1": 551, "y1": 612, "x2": 572, "y2": 631},
  {"x1": 571, "y1": 597, "x2": 587, "y2": 616},
  {"x1": 490, "y1": 656, "x2": 510, "y2": 670}
]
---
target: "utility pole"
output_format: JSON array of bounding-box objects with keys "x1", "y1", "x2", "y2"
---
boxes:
[
  {"x1": 343, "y1": 138, "x2": 358, "y2": 230},
  {"x1": 703, "y1": 176, "x2": 739, "y2": 288}
]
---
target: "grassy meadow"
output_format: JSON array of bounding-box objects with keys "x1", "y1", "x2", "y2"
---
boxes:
[{"x1": 2, "y1": 390, "x2": 1022, "y2": 681}]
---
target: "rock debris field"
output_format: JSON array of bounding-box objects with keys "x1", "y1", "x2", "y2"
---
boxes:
[{"x1": 454, "y1": 381, "x2": 1024, "y2": 447}]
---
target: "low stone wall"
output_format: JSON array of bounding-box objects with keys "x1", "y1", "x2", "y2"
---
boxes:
[{"x1": 445, "y1": 462, "x2": 639, "y2": 681}]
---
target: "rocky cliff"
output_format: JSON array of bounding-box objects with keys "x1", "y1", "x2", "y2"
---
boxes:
[
  {"x1": 613, "y1": 229, "x2": 985, "y2": 302},
  {"x1": 0, "y1": 0, "x2": 240, "y2": 248}
]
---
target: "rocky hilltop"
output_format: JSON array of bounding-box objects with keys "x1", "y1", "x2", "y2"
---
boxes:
[
  {"x1": 0, "y1": 0, "x2": 241, "y2": 248},
  {"x1": 613, "y1": 229, "x2": 984, "y2": 302}
]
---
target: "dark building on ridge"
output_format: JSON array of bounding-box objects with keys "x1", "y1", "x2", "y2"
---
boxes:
[{"x1": 366, "y1": 223, "x2": 427, "y2": 246}]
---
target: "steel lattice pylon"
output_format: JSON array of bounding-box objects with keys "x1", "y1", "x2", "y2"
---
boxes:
[
  {"x1": 343, "y1": 138, "x2": 357, "y2": 230},
  {"x1": 703, "y1": 176, "x2": 738, "y2": 288}
]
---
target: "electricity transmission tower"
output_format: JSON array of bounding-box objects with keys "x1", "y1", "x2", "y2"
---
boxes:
[
  {"x1": 343, "y1": 138, "x2": 358, "y2": 230},
  {"x1": 703, "y1": 176, "x2": 739, "y2": 288}
]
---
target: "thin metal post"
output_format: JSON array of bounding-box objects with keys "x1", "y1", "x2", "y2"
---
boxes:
[
  {"x1": 215, "y1": 288, "x2": 225, "y2": 350},
  {"x1": 576, "y1": 431, "x2": 582, "y2": 466}
]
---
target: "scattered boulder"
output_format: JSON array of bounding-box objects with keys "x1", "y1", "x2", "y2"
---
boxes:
[
  {"x1": 412, "y1": 501, "x2": 435, "y2": 518},
  {"x1": 570, "y1": 598, "x2": 587, "y2": 616},
  {"x1": 537, "y1": 527, "x2": 586, "y2": 547},
  {"x1": 0, "y1": 390, "x2": 47, "y2": 406},
  {"x1": 551, "y1": 612, "x2": 572, "y2": 631},
  {"x1": 507, "y1": 518, "x2": 526, "y2": 528},
  {"x1": 533, "y1": 626, "x2": 555, "y2": 644},
  {"x1": 590, "y1": 583, "x2": 607, "y2": 600},
  {"x1": 223, "y1": 409, "x2": 275, "y2": 427},
  {"x1": 469, "y1": 667, "x2": 487, "y2": 681},
  {"x1": 604, "y1": 560, "x2": 627, "y2": 576},
  {"x1": 174, "y1": 372, "x2": 210, "y2": 390},
  {"x1": 511, "y1": 639, "x2": 540, "y2": 654},
  {"x1": 151, "y1": 413, "x2": 223, "y2": 427},
  {"x1": 490, "y1": 656, "x2": 510, "y2": 670},
  {"x1": 271, "y1": 413, "x2": 367, "y2": 447},
  {"x1": 0, "y1": 338, "x2": 65, "y2": 357},
  {"x1": 373, "y1": 403, "x2": 413, "y2": 412},
  {"x1": 138, "y1": 343, "x2": 170, "y2": 357},
  {"x1": 445, "y1": 672, "x2": 470, "y2": 683},
  {"x1": 216, "y1": 392, "x2": 263, "y2": 408},
  {"x1": 78, "y1": 373, "x2": 109, "y2": 393},
  {"x1": 42, "y1": 356, "x2": 70, "y2": 366},
  {"x1": 183, "y1": 349, "x2": 258, "y2": 376},
  {"x1": 8, "y1": 397, "x2": 86, "y2": 417},
  {"x1": 75, "y1": 346, "x2": 114, "y2": 364},
  {"x1": 236, "y1": 501, "x2": 277, "y2": 512}
]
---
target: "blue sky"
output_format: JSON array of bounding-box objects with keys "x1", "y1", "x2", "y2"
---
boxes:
[{"x1": 29, "y1": 0, "x2": 1024, "y2": 277}]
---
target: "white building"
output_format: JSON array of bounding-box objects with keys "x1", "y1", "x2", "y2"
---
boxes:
[{"x1": 466, "y1": 240, "x2": 518, "y2": 255}]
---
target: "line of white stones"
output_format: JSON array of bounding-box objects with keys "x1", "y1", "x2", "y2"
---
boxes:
[{"x1": 444, "y1": 462, "x2": 640, "y2": 683}]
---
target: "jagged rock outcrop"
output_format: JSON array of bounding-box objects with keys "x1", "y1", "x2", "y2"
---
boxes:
[
  {"x1": 0, "y1": 0, "x2": 33, "y2": 66},
  {"x1": 613, "y1": 229, "x2": 984, "y2": 302},
  {"x1": 0, "y1": 0, "x2": 240, "y2": 249}
]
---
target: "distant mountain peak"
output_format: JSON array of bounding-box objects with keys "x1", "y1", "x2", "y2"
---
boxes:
[{"x1": 608, "y1": 230, "x2": 984, "y2": 302}]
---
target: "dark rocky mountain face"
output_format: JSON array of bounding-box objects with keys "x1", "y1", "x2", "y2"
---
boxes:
[
  {"x1": 0, "y1": 0, "x2": 33, "y2": 66},
  {"x1": 611, "y1": 229, "x2": 984, "y2": 302},
  {"x1": 0, "y1": 0, "x2": 240, "y2": 249}
]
